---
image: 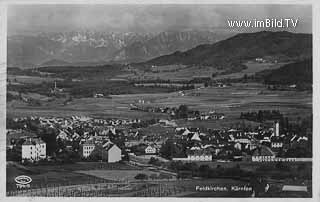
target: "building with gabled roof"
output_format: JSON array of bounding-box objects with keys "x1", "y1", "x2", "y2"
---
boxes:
[
  {"x1": 19, "y1": 137, "x2": 46, "y2": 162},
  {"x1": 252, "y1": 145, "x2": 276, "y2": 162},
  {"x1": 81, "y1": 140, "x2": 96, "y2": 158},
  {"x1": 191, "y1": 132, "x2": 201, "y2": 141},
  {"x1": 103, "y1": 141, "x2": 122, "y2": 163}
]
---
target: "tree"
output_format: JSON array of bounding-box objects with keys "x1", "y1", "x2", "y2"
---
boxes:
[
  {"x1": 160, "y1": 139, "x2": 182, "y2": 159},
  {"x1": 38, "y1": 127, "x2": 58, "y2": 155},
  {"x1": 149, "y1": 157, "x2": 161, "y2": 166},
  {"x1": 243, "y1": 74, "x2": 248, "y2": 83},
  {"x1": 199, "y1": 164, "x2": 211, "y2": 177},
  {"x1": 177, "y1": 105, "x2": 189, "y2": 119},
  {"x1": 134, "y1": 173, "x2": 148, "y2": 180},
  {"x1": 150, "y1": 174, "x2": 158, "y2": 180},
  {"x1": 89, "y1": 145, "x2": 108, "y2": 161},
  {"x1": 158, "y1": 173, "x2": 171, "y2": 179}
]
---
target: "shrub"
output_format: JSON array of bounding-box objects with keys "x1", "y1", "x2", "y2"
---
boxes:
[{"x1": 134, "y1": 173, "x2": 148, "y2": 180}]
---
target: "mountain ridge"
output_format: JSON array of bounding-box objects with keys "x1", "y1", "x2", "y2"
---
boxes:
[
  {"x1": 143, "y1": 31, "x2": 312, "y2": 69},
  {"x1": 8, "y1": 30, "x2": 233, "y2": 67}
]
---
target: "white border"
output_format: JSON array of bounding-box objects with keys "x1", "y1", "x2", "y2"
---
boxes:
[{"x1": 0, "y1": 1, "x2": 319, "y2": 202}]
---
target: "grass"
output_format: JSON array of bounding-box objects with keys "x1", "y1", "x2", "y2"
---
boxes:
[
  {"x1": 7, "y1": 82, "x2": 311, "y2": 126},
  {"x1": 214, "y1": 62, "x2": 289, "y2": 80},
  {"x1": 8, "y1": 75, "x2": 61, "y2": 84},
  {"x1": 75, "y1": 170, "x2": 159, "y2": 181},
  {"x1": 117, "y1": 65, "x2": 221, "y2": 81},
  {"x1": 192, "y1": 161, "x2": 312, "y2": 172},
  {"x1": 6, "y1": 162, "x2": 139, "y2": 191}
]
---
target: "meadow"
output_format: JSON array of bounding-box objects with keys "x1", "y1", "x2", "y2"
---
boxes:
[
  {"x1": 214, "y1": 62, "x2": 288, "y2": 80},
  {"x1": 6, "y1": 162, "x2": 140, "y2": 191},
  {"x1": 76, "y1": 170, "x2": 160, "y2": 181},
  {"x1": 7, "y1": 82, "x2": 311, "y2": 127}
]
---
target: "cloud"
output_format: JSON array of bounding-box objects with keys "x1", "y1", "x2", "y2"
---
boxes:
[{"x1": 7, "y1": 4, "x2": 312, "y2": 34}]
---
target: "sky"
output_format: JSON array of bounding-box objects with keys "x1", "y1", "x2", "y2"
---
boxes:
[{"x1": 7, "y1": 4, "x2": 312, "y2": 35}]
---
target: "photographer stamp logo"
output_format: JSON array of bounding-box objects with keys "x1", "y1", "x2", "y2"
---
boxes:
[{"x1": 15, "y1": 175, "x2": 32, "y2": 189}]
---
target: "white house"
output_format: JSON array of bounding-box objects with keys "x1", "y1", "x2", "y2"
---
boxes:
[
  {"x1": 81, "y1": 140, "x2": 96, "y2": 158},
  {"x1": 271, "y1": 142, "x2": 283, "y2": 148},
  {"x1": 21, "y1": 138, "x2": 46, "y2": 162},
  {"x1": 187, "y1": 149, "x2": 212, "y2": 161},
  {"x1": 145, "y1": 145, "x2": 157, "y2": 154},
  {"x1": 252, "y1": 146, "x2": 276, "y2": 162},
  {"x1": 103, "y1": 142, "x2": 122, "y2": 163}
]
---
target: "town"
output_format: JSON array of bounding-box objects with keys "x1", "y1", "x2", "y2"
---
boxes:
[
  {"x1": 5, "y1": 4, "x2": 313, "y2": 199},
  {"x1": 6, "y1": 111, "x2": 312, "y2": 164}
]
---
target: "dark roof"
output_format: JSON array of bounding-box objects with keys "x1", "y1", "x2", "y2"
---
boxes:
[
  {"x1": 22, "y1": 138, "x2": 45, "y2": 146},
  {"x1": 252, "y1": 146, "x2": 275, "y2": 156},
  {"x1": 187, "y1": 148, "x2": 211, "y2": 156},
  {"x1": 103, "y1": 141, "x2": 119, "y2": 151}
]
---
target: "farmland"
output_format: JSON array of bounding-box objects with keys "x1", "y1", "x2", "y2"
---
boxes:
[
  {"x1": 8, "y1": 75, "x2": 62, "y2": 85},
  {"x1": 7, "y1": 82, "x2": 312, "y2": 126},
  {"x1": 76, "y1": 170, "x2": 161, "y2": 181},
  {"x1": 6, "y1": 161, "x2": 141, "y2": 191},
  {"x1": 214, "y1": 61, "x2": 289, "y2": 80}
]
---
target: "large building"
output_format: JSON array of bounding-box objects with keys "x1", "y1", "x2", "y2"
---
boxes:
[
  {"x1": 20, "y1": 138, "x2": 46, "y2": 162},
  {"x1": 186, "y1": 148, "x2": 212, "y2": 161},
  {"x1": 103, "y1": 141, "x2": 122, "y2": 163},
  {"x1": 251, "y1": 145, "x2": 276, "y2": 162},
  {"x1": 81, "y1": 140, "x2": 96, "y2": 158}
]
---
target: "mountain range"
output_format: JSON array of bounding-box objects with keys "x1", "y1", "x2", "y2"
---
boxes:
[{"x1": 7, "y1": 30, "x2": 234, "y2": 67}]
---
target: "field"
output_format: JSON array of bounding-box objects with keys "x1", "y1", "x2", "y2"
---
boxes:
[
  {"x1": 7, "y1": 82, "x2": 311, "y2": 127},
  {"x1": 117, "y1": 64, "x2": 220, "y2": 81},
  {"x1": 214, "y1": 62, "x2": 288, "y2": 80},
  {"x1": 7, "y1": 60, "x2": 312, "y2": 125},
  {"x1": 8, "y1": 75, "x2": 62, "y2": 84},
  {"x1": 6, "y1": 162, "x2": 140, "y2": 191},
  {"x1": 76, "y1": 170, "x2": 160, "y2": 181},
  {"x1": 118, "y1": 62, "x2": 287, "y2": 81}
]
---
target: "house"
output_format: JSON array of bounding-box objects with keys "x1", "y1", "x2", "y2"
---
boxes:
[
  {"x1": 271, "y1": 141, "x2": 283, "y2": 148},
  {"x1": 251, "y1": 146, "x2": 276, "y2": 162},
  {"x1": 94, "y1": 93, "x2": 104, "y2": 98},
  {"x1": 103, "y1": 141, "x2": 122, "y2": 163},
  {"x1": 145, "y1": 145, "x2": 157, "y2": 154},
  {"x1": 182, "y1": 128, "x2": 191, "y2": 136},
  {"x1": 234, "y1": 142, "x2": 242, "y2": 150},
  {"x1": 20, "y1": 138, "x2": 46, "y2": 162},
  {"x1": 208, "y1": 111, "x2": 225, "y2": 120},
  {"x1": 187, "y1": 149, "x2": 212, "y2": 161},
  {"x1": 81, "y1": 140, "x2": 96, "y2": 158},
  {"x1": 190, "y1": 132, "x2": 201, "y2": 141}
]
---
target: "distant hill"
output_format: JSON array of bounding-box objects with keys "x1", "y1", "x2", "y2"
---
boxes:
[
  {"x1": 144, "y1": 31, "x2": 312, "y2": 70},
  {"x1": 41, "y1": 59, "x2": 71, "y2": 66},
  {"x1": 40, "y1": 59, "x2": 109, "y2": 67},
  {"x1": 259, "y1": 59, "x2": 312, "y2": 85}
]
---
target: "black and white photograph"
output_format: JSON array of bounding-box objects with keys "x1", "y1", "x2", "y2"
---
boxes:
[{"x1": 2, "y1": 2, "x2": 318, "y2": 199}]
